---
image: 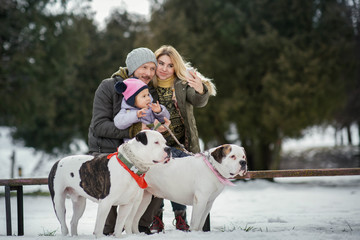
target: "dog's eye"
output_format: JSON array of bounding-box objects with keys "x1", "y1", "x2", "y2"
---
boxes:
[
  {"x1": 230, "y1": 155, "x2": 236, "y2": 160},
  {"x1": 154, "y1": 141, "x2": 159, "y2": 145}
]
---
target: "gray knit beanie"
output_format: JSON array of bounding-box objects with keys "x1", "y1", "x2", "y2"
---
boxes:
[{"x1": 126, "y1": 47, "x2": 157, "y2": 76}]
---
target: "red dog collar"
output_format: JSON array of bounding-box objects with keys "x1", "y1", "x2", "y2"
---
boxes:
[{"x1": 107, "y1": 152, "x2": 148, "y2": 189}]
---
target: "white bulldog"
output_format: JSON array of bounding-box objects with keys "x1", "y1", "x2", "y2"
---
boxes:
[
  {"x1": 133, "y1": 144, "x2": 248, "y2": 231},
  {"x1": 48, "y1": 130, "x2": 171, "y2": 238}
]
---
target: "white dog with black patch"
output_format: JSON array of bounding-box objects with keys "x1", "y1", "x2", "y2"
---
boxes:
[
  {"x1": 133, "y1": 144, "x2": 247, "y2": 231},
  {"x1": 48, "y1": 130, "x2": 171, "y2": 238}
]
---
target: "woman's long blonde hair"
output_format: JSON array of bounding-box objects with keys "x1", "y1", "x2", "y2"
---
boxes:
[
  {"x1": 152, "y1": 45, "x2": 217, "y2": 96},
  {"x1": 153, "y1": 45, "x2": 190, "y2": 87}
]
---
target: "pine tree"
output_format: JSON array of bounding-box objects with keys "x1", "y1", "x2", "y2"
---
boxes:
[{"x1": 146, "y1": 0, "x2": 358, "y2": 170}]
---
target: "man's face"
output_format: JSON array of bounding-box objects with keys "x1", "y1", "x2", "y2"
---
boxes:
[{"x1": 133, "y1": 62, "x2": 156, "y2": 85}]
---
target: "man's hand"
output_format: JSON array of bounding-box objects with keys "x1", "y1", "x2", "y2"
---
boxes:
[
  {"x1": 154, "y1": 117, "x2": 171, "y2": 133},
  {"x1": 141, "y1": 123, "x2": 150, "y2": 130}
]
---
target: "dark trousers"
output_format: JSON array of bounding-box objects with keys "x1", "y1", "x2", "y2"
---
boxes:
[
  {"x1": 170, "y1": 201, "x2": 187, "y2": 211},
  {"x1": 138, "y1": 197, "x2": 163, "y2": 227},
  {"x1": 138, "y1": 147, "x2": 189, "y2": 227}
]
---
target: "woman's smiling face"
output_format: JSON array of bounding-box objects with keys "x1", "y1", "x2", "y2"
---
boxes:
[{"x1": 156, "y1": 55, "x2": 175, "y2": 80}]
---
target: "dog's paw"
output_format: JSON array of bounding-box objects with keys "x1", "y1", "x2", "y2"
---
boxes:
[{"x1": 93, "y1": 231, "x2": 105, "y2": 238}]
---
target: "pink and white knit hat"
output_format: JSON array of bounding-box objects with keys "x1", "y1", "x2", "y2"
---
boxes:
[{"x1": 115, "y1": 78, "x2": 149, "y2": 107}]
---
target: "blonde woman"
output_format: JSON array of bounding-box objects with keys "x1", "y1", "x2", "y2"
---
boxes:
[{"x1": 139, "y1": 45, "x2": 216, "y2": 234}]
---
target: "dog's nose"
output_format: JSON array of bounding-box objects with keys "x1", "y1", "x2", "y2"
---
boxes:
[
  {"x1": 240, "y1": 160, "x2": 247, "y2": 168},
  {"x1": 165, "y1": 147, "x2": 171, "y2": 156}
]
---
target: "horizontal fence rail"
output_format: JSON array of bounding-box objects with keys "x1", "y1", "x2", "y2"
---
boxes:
[
  {"x1": 1, "y1": 168, "x2": 360, "y2": 187},
  {"x1": 0, "y1": 178, "x2": 48, "y2": 186},
  {"x1": 235, "y1": 168, "x2": 360, "y2": 179}
]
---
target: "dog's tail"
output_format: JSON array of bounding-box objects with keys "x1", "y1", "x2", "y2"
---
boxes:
[{"x1": 48, "y1": 160, "x2": 60, "y2": 205}]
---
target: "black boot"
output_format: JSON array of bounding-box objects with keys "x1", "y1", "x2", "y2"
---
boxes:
[{"x1": 138, "y1": 225, "x2": 153, "y2": 235}]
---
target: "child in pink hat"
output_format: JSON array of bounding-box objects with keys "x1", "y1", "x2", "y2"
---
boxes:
[{"x1": 114, "y1": 78, "x2": 170, "y2": 137}]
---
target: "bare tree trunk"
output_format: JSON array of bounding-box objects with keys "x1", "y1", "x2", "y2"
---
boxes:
[
  {"x1": 358, "y1": 122, "x2": 360, "y2": 147},
  {"x1": 340, "y1": 129, "x2": 344, "y2": 146},
  {"x1": 253, "y1": 141, "x2": 272, "y2": 171},
  {"x1": 270, "y1": 138, "x2": 282, "y2": 170},
  {"x1": 346, "y1": 124, "x2": 353, "y2": 145},
  {"x1": 334, "y1": 128, "x2": 338, "y2": 146},
  {"x1": 10, "y1": 150, "x2": 15, "y2": 178}
]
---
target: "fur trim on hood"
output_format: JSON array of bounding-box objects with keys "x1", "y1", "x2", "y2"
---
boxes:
[
  {"x1": 196, "y1": 70, "x2": 217, "y2": 96},
  {"x1": 184, "y1": 62, "x2": 216, "y2": 96},
  {"x1": 111, "y1": 67, "x2": 129, "y2": 79}
]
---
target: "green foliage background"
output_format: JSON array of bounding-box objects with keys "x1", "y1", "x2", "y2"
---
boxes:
[{"x1": 1, "y1": 0, "x2": 359, "y2": 170}]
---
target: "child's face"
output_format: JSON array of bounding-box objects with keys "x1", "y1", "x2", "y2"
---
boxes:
[{"x1": 134, "y1": 89, "x2": 151, "y2": 109}]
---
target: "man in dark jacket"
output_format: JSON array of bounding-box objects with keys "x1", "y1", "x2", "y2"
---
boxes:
[
  {"x1": 87, "y1": 47, "x2": 158, "y2": 235},
  {"x1": 88, "y1": 47, "x2": 157, "y2": 154}
]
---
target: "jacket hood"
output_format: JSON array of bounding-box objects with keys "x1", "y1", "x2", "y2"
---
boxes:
[
  {"x1": 196, "y1": 71, "x2": 217, "y2": 96},
  {"x1": 111, "y1": 67, "x2": 129, "y2": 79}
]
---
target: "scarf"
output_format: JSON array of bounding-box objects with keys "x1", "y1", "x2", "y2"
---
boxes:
[{"x1": 157, "y1": 76, "x2": 175, "y2": 88}]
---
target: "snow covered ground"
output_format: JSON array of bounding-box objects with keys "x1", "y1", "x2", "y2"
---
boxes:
[{"x1": 0, "y1": 176, "x2": 359, "y2": 239}]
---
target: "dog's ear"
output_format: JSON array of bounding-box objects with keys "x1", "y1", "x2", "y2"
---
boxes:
[
  {"x1": 211, "y1": 144, "x2": 231, "y2": 163},
  {"x1": 135, "y1": 131, "x2": 148, "y2": 145},
  {"x1": 241, "y1": 147, "x2": 247, "y2": 158}
]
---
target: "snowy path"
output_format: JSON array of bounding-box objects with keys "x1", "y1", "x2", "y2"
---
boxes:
[{"x1": 1, "y1": 176, "x2": 359, "y2": 240}]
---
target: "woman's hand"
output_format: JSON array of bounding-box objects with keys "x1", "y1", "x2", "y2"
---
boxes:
[{"x1": 187, "y1": 70, "x2": 204, "y2": 94}]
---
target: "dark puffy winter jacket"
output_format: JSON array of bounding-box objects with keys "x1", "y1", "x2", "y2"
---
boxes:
[{"x1": 88, "y1": 71, "x2": 158, "y2": 153}]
